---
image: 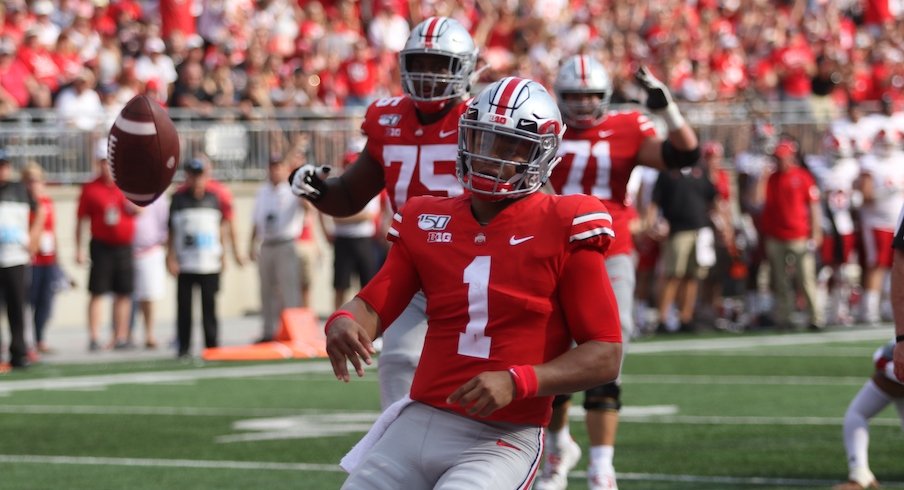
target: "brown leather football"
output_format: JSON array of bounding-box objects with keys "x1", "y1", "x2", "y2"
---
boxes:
[{"x1": 107, "y1": 95, "x2": 180, "y2": 206}]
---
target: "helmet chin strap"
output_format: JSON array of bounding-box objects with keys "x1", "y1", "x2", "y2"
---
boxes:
[{"x1": 467, "y1": 171, "x2": 522, "y2": 202}]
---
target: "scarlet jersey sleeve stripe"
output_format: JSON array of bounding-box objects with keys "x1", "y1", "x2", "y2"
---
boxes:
[
  {"x1": 573, "y1": 212, "x2": 612, "y2": 225},
  {"x1": 570, "y1": 211, "x2": 614, "y2": 242},
  {"x1": 571, "y1": 227, "x2": 615, "y2": 242},
  {"x1": 387, "y1": 213, "x2": 403, "y2": 241}
]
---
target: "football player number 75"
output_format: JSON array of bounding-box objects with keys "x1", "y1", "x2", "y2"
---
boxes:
[
  {"x1": 383, "y1": 144, "x2": 460, "y2": 209},
  {"x1": 459, "y1": 256, "x2": 492, "y2": 359}
]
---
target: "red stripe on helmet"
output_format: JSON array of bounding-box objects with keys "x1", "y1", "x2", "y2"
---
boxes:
[
  {"x1": 579, "y1": 55, "x2": 588, "y2": 86},
  {"x1": 424, "y1": 17, "x2": 440, "y2": 48},
  {"x1": 494, "y1": 77, "x2": 522, "y2": 115}
]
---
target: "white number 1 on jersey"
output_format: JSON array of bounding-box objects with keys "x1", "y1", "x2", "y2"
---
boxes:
[{"x1": 458, "y1": 256, "x2": 492, "y2": 359}]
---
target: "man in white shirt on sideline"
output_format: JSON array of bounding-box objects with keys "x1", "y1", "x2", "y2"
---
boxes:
[{"x1": 249, "y1": 156, "x2": 304, "y2": 343}]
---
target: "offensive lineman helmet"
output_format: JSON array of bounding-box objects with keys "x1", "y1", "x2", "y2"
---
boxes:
[
  {"x1": 553, "y1": 55, "x2": 612, "y2": 128},
  {"x1": 822, "y1": 131, "x2": 854, "y2": 160},
  {"x1": 457, "y1": 77, "x2": 565, "y2": 201},
  {"x1": 400, "y1": 17, "x2": 478, "y2": 114},
  {"x1": 870, "y1": 129, "x2": 902, "y2": 158}
]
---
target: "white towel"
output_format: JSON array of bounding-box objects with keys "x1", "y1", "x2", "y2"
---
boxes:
[{"x1": 339, "y1": 395, "x2": 414, "y2": 473}]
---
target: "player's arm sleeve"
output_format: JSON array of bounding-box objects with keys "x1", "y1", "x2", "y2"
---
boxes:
[
  {"x1": 355, "y1": 211, "x2": 421, "y2": 332},
  {"x1": 558, "y1": 247, "x2": 622, "y2": 344},
  {"x1": 568, "y1": 199, "x2": 616, "y2": 255}
]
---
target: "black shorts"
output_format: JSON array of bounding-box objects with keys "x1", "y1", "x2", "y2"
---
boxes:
[
  {"x1": 333, "y1": 236, "x2": 376, "y2": 290},
  {"x1": 88, "y1": 240, "x2": 134, "y2": 295}
]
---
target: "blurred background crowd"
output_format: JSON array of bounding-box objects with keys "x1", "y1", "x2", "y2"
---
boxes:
[
  {"x1": 0, "y1": 0, "x2": 902, "y2": 120},
  {"x1": 0, "y1": 0, "x2": 903, "y2": 360}
]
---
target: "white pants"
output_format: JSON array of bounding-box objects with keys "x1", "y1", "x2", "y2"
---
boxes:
[
  {"x1": 377, "y1": 291, "x2": 427, "y2": 409},
  {"x1": 342, "y1": 402, "x2": 542, "y2": 490},
  {"x1": 133, "y1": 246, "x2": 166, "y2": 301}
]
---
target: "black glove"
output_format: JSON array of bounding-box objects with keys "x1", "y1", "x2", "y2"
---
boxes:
[{"x1": 634, "y1": 65, "x2": 674, "y2": 111}]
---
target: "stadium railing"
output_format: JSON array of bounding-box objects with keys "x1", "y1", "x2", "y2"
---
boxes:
[{"x1": 0, "y1": 101, "x2": 871, "y2": 184}]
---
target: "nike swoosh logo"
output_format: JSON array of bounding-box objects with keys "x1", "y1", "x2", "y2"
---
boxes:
[
  {"x1": 509, "y1": 235, "x2": 534, "y2": 245},
  {"x1": 496, "y1": 439, "x2": 521, "y2": 450},
  {"x1": 439, "y1": 129, "x2": 457, "y2": 138},
  {"x1": 598, "y1": 129, "x2": 614, "y2": 138}
]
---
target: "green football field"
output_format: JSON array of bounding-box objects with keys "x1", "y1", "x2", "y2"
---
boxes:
[{"x1": 1, "y1": 329, "x2": 902, "y2": 489}]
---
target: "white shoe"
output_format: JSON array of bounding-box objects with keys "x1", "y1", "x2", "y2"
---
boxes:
[
  {"x1": 588, "y1": 464, "x2": 618, "y2": 490},
  {"x1": 534, "y1": 439, "x2": 581, "y2": 490}
]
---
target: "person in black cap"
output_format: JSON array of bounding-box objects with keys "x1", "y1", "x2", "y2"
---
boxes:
[
  {"x1": 0, "y1": 149, "x2": 44, "y2": 370},
  {"x1": 166, "y1": 159, "x2": 228, "y2": 359}
]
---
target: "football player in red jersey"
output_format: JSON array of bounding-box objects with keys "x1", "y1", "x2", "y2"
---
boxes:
[
  {"x1": 289, "y1": 17, "x2": 477, "y2": 409},
  {"x1": 323, "y1": 77, "x2": 623, "y2": 490},
  {"x1": 540, "y1": 55, "x2": 700, "y2": 490}
]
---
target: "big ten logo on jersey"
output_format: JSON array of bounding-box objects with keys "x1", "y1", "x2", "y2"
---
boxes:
[
  {"x1": 428, "y1": 231, "x2": 452, "y2": 243},
  {"x1": 417, "y1": 214, "x2": 451, "y2": 231},
  {"x1": 379, "y1": 112, "x2": 402, "y2": 138}
]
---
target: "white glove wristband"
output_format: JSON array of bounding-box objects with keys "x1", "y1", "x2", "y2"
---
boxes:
[{"x1": 660, "y1": 103, "x2": 687, "y2": 132}]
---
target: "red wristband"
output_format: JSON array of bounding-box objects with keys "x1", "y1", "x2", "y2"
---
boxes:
[
  {"x1": 508, "y1": 365, "x2": 538, "y2": 399},
  {"x1": 324, "y1": 310, "x2": 354, "y2": 335}
]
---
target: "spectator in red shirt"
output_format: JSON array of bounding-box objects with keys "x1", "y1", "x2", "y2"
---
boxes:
[
  {"x1": 756, "y1": 138, "x2": 824, "y2": 329},
  {"x1": 16, "y1": 29, "x2": 60, "y2": 93},
  {"x1": 337, "y1": 40, "x2": 381, "y2": 108},
  {"x1": 21, "y1": 162, "x2": 59, "y2": 354},
  {"x1": 75, "y1": 140, "x2": 139, "y2": 351}
]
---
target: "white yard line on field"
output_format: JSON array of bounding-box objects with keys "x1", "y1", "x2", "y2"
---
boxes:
[
  {"x1": 0, "y1": 454, "x2": 344, "y2": 472},
  {"x1": 0, "y1": 329, "x2": 889, "y2": 395},
  {"x1": 0, "y1": 362, "x2": 335, "y2": 394},
  {"x1": 629, "y1": 328, "x2": 892, "y2": 354},
  {"x1": 0, "y1": 454, "x2": 898, "y2": 487},
  {"x1": 623, "y1": 374, "x2": 867, "y2": 386}
]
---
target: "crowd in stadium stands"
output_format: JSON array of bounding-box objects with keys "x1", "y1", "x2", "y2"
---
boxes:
[
  {"x1": 1, "y1": 0, "x2": 904, "y2": 362},
  {"x1": 0, "y1": 0, "x2": 903, "y2": 121}
]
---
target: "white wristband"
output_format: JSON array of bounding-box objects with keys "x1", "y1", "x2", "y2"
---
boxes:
[{"x1": 660, "y1": 103, "x2": 687, "y2": 132}]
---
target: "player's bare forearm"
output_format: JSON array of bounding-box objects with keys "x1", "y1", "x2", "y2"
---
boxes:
[
  {"x1": 667, "y1": 123, "x2": 698, "y2": 150},
  {"x1": 312, "y1": 151, "x2": 386, "y2": 217},
  {"x1": 892, "y1": 249, "x2": 904, "y2": 380},
  {"x1": 325, "y1": 298, "x2": 381, "y2": 382},
  {"x1": 534, "y1": 340, "x2": 622, "y2": 396}
]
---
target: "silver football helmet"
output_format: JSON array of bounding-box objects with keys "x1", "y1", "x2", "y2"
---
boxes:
[
  {"x1": 822, "y1": 131, "x2": 854, "y2": 160},
  {"x1": 457, "y1": 77, "x2": 565, "y2": 201},
  {"x1": 870, "y1": 129, "x2": 902, "y2": 158},
  {"x1": 553, "y1": 55, "x2": 612, "y2": 128},
  {"x1": 399, "y1": 17, "x2": 478, "y2": 114}
]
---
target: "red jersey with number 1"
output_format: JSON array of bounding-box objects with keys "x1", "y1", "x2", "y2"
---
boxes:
[
  {"x1": 549, "y1": 110, "x2": 658, "y2": 256},
  {"x1": 356, "y1": 193, "x2": 622, "y2": 426},
  {"x1": 361, "y1": 95, "x2": 468, "y2": 212}
]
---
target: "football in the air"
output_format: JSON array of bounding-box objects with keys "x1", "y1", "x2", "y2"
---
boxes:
[{"x1": 107, "y1": 95, "x2": 180, "y2": 206}]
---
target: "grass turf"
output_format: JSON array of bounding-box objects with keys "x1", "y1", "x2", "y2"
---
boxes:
[{"x1": 0, "y1": 335, "x2": 902, "y2": 489}]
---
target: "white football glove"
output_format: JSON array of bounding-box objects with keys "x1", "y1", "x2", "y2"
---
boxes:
[
  {"x1": 289, "y1": 164, "x2": 331, "y2": 201},
  {"x1": 634, "y1": 65, "x2": 686, "y2": 131}
]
